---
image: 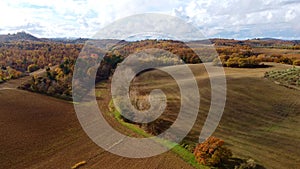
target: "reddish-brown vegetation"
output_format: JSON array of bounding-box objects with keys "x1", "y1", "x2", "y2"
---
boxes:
[{"x1": 193, "y1": 137, "x2": 232, "y2": 166}]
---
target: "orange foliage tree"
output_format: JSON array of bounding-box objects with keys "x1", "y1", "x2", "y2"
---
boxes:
[{"x1": 193, "y1": 136, "x2": 232, "y2": 166}]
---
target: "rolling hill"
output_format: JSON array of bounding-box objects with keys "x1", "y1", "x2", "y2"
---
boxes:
[{"x1": 127, "y1": 62, "x2": 300, "y2": 169}]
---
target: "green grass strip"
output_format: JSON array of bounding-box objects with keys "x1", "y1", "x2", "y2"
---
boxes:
[{"x1": 108, "y1": 100, "x2": 209, "y2": 169}]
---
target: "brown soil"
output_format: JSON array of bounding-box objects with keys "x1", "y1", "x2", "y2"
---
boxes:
[
  {"x1": 130, "y1": 62, "x2": 300, "y2": 169},
  {"x1": 0, "y1": 79, "x2": 193, "y2": 168},
  {"x1": 1, "y1": 62, "x2": 299, "y2": 169}
]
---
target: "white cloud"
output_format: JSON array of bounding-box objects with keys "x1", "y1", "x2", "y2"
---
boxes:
[
  {"x1": 173, "y1": 0, "x2": 300, "y2": 39},
  {"x1": 285, "y1": 9, "x2": 296, "y2": 22},
  {"x1": 0, "y1": 0, "x2": 299, "y2": 39}
]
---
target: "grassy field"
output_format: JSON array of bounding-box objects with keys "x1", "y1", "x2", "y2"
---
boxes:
[
  {"x1": 107, "y1": 99, "x2": 209, "y2": 169},
  {"x1": 126, "y1": 62, "x2": 300, "y2": 169}
]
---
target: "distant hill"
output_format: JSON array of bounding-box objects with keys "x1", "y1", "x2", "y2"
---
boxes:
[
  {"x1": 209, "y1": 38, "x2": 300, "y2": 47},
  {"x1": 47, "y1": 37, "x2": 89, "y2": 44},
  {"x1": 0, "y1": 32, "x2": 299, "y2": 47},
  {"x1": 0, "y1": 32, "x2": 90, "y2": 44},
  {"x1": 0, "y1": 32, "x2": 41, "y2": 42}
]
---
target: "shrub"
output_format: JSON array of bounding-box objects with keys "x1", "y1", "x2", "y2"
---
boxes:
[
  {"x1": 226, "y1": 57, "x2": 239, "y2": 67},
  {"x1": 193, "y1": 136, "x2": 232, "y2": 166},
  {"x1": 279, "y1": 57, "x2": 293, "y2": 65},
  {"x1": 7, "y1": 67, "x2": 23, "y2": 79},
  {"x1": 27, "y1": 64, "x2": 39, "y2": 72},
  {"x1": 235, "y1": 159, "x2": 257, "y2": 169},
  {"x1": 293, "y1": 59, "x2": 300, "y2": 66}
]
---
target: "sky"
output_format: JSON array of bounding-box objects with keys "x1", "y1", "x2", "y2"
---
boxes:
[{"x1": 0, "y1": 0, "x2": 299, "y2": 39}]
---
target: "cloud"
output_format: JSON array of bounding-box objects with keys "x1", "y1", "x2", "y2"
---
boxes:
[
  {"x1": 280, "y1": 0, "x2": 300, "y2": 6},
  {"x1": 173, "y1": 0, "x2": 300, "y2": 39},
  {"x1": 0, "y1": 0, "x2": 299, "y2": 39}
]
